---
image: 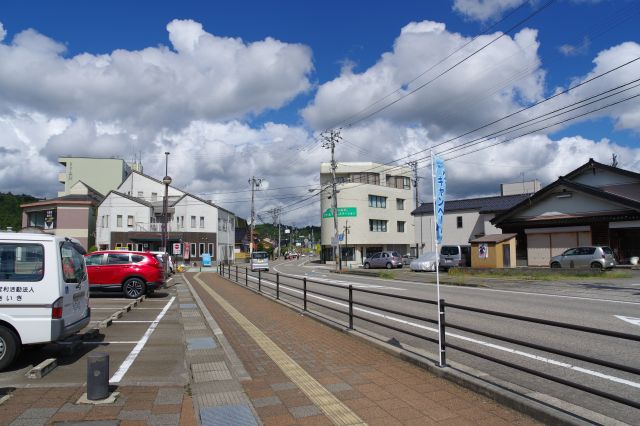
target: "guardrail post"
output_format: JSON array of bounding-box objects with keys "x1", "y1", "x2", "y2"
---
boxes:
[
  {"x1": 258, "y1": 270, "x2": 262, "y2": 292},
  {"x1": 439, "y1": 298, "x2": 447, "y2": 367},
  {"x1": 245, "y1": 268, "x2": 248, "y2": 286},
  {"x1": 348, "y1": 285, "x2": 353, "y2": 329},
  {"x1": 235, "y1": 265, "x2": 238, "y2": 282},
  {"x1": 303, "y1": 277, "x2": 307, "y2": 311},
  {"x1": 276, "y1": 273, "x2": 280, "y2": 300},
  {"x1": 227, "y1": 263, "x2": 231, "y2": 279}
]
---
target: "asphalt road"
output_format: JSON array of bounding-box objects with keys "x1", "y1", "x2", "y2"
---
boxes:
[{"x1": 233, "y1": 257, "x2": 640, "y2": 424}]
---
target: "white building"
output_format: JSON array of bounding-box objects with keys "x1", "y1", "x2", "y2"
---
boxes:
[
  {"x1": 96, "y1": 171, "x2": 236, "y2": 263},
  {"x1": 411, "y1": 181, "x2": 539, "y2": 258},
  {"x1": 319, "y1": 162, "x2": 414, "y2": 265}
]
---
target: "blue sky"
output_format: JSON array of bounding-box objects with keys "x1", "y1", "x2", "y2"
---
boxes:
[{"x1": 1, "y1": 0, "x2": 639, "y2": 223}]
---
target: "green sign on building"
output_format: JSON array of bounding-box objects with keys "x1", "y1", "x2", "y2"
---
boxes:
[{"x1": 322, "y1": 207, "x2": 357, "y2": 218}]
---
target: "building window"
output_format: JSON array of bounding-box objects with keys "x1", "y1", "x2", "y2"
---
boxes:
[
  {"x1": 397, "y1": 221, "x2": 405, "y2": 232},
  {"x1": 386, "y1": 175, "x2": 411, "y2": 189},
  {"x1": 350, "y1": 172, "x2": 380, "y2": 185},
  {"x1": 127, "y1": 215, "x2": 134, "y2": 227},
  {"x1": 208, "y1": 243, "x2": 214, "y2": 257},
  {"x1": 117, "y1": 215, "x2": 123, "y2": 227},
  {"x1": 457, "y1": 216, "x2": 463, "y2": 228},
  {"x1": 199, "y1": 243, "x2": 205, "y2": 256},
  {"x1": 368, "y1": 195, "x2": 387, "y2": 208},
  {"x1": 103, "y1": 215, "x2": 109, "y2": 228},
  {"x1": 191, "y1": 216, "x2": 196, "y2": 228},
  {"x1": 190, "y1": 243, "x2": 197, "y2": 258},
  {"x1": 137, "y1": 191, "x2": 144, "y2": 198},
  {"x1": 200, "y1": 217, "x2": 205, "y2": 228},
  {"x1": 396, "y1": 198, "x2": 405, "y2": 210},
  {"x1": 151, "y1": 192, "x2": 158, "y2": 201},
  {"x1": 369, "y1": 219, "x2": 387, "y2": 232},
  {"x1": 181, "y1": 216, "x2": 184, "y2": 228}
]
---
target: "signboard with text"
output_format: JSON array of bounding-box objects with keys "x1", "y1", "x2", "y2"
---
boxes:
[
  {"x1": 173, "y1": 243, "x2": 181, "y2": 255},
  {"x1": 322, "y1": 207, "x2": 357, "y2": 218}
]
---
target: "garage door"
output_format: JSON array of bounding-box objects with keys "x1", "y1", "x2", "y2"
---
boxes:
[
  {"x1": 527, "y1": 234, "x2": 550, "y2": 266},
  {"x1": 551, "y1": 232, "x2": 578, "y2": 257}
]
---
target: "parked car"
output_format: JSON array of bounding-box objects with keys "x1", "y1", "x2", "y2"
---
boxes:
[
  {"x1": 150, "y1": 251, "x2": 174, "y2": 274},
  {"x1": 401, "y1": 254, "x2": 416, "y2": 265},
  {"x1": 410, "y1": 252, "x2": 438, "y2": 272},
  {"x1": 250, "y1": 251, "x2": 269, "y2": 272},
  {"x1": 0, "y1": 232, "x2": 91, "y2": 371},
  {"x1": 85, "y1": 250, "x2": 165, "y2": 298},
  {"x1": 440, "y1": 245, "x2": 471, "y2": 270},
  {"x1": 363, "y1": 251, "x2": 403, "y2": 269},
  {"x1": 550, "y1": 246, "x2": 616, "y2": 270}
]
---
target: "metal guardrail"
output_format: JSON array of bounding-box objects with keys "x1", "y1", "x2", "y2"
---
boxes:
[{"x1": 218, "y1": 263, "x2": 640, "y2": 410}]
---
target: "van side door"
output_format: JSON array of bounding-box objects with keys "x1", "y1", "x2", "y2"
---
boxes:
[{"x1": 60, "y1": 241, "x2": 90, "y2": 326}]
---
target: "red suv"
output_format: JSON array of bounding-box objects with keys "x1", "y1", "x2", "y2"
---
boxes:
[{"x1": 85, "y1": 251, "x2": 164, "y2": 298}]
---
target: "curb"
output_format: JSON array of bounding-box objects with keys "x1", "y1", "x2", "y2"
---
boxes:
[
  {"x1": 211, "y1": 272, "x2": 625, "y2": 426},
  {"x1": 25, "y1": 358, "x2": 57, "y2": 379}
]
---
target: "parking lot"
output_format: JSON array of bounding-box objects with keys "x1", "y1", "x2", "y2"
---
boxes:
[{"x1": 0, "y1": 279, "x2": 188, "y2": 388}]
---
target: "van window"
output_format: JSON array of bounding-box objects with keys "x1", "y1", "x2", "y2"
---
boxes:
[
  {"x1": 252, "y1": 252, "x2": 268, "y2": 260},
  {"x1": 441, "y1": 246, "x2": 460, "y2": 256},
  {"x1": 0, "y1": 243, "x2": 44, "y2": 282},
  {"x1": 61, "y1": 241, "x2": 86, "y2": 283}
]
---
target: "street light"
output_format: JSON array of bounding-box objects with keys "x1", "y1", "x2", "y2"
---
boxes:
[{"x1": 161, "y1": 152, "x2": 172, "y2": 281}]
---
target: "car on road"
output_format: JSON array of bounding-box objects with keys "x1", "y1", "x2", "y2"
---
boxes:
[
  {"x1": 363, "y1": 251, "x2": 403, "y2": 269},
  {"x1": 85, "y1": 250, "x2": 164, "y2": 298},
  {"x1": 250, "y1": 251, "x2": 269, "y2": 272},
  {"x1": 440, "y1": 245, "x2": 471, "y2": 270},
  {"x1": 410, "y1": 252, "x2": 438, "y2": 271},
  {"x1": 0, "y1": 232, "x2": 90, "y2": 371},
  {"x1": 550, "y1": 246, "x2": 616, "y2": 270}
]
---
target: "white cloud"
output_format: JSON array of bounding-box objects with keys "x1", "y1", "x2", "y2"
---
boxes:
[
  {"x1": 302, "y1": 21, "x2": 544, "y2": 138},
  {"x1": 452, "y1": 0, "x2": 527, "y2": 23},
  {"x1": 0, "y1": 20, "x2": 313, "y2": 127},
  {"x1": 0, "y1": 22, "x2": 6, "y2": 42}
]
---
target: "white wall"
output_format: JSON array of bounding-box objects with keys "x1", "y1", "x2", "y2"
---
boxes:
[
  {"x1": 516, "y1": 189, "x2": 626, "y2": 219},
  {"x1": 414, "y1": 210, "x2": 498, "y2": 254},
  {"x1": 173, "y1": 195, "x2": 218, "y2": 233},
  {"x1": 96, "y1": 193, "x2": 152, "y2": 247},
  {"x1": 118, "y1": 172, "x2": 184, "y2": 201},
  {"x1": 572, "y1": 168, "x2": 639, "y2": 187}
]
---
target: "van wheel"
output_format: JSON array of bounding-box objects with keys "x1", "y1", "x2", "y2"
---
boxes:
[
  {"x1": 550, "y1": 262, "x2": 561, "y2": 268},
  {"x1": 386, "y1": 262, "x2": 392, "y2": 269},
  {"x1": 364, "y1": 263, "x2": 370, "y2": 269},
  {"x1": 0, "y1": 326, "x2": 20, "y2": 371},
  {"x1": 123, "y1": 278, "x2": 146, "y2": 299}
]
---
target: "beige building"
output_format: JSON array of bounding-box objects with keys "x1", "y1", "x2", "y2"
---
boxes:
[
  {"x1": 58, "y1": 156, "x2": 141, "y2": 197},
  {"x1": 319, "y1": 162, "x2": 414, "y2": 265}
]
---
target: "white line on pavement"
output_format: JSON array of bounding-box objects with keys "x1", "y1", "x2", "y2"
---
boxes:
[
  {"x1": 245, "y1": 274, "x2": 640, "y2": 390},
  {"x1": 109, "y1": 296, "x2": 175, "y2": 383},
  {"x1": 112, "y1": 320, "x2": 154, "y2": 323}
]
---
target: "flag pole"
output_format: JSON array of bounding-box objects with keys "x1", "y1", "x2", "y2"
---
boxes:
[{"x1": 431, "y1": 150, "x2": 443, "y2": 367}]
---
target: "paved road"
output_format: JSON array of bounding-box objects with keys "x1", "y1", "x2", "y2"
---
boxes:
[{"x1": 226, "y1": 257, "x2": 640, "y2": 424}]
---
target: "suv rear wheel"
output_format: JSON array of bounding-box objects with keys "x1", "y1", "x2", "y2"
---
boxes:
[
  {"x1": 0, "y1": 326, "x2": 20, "y2": 371},
  {"x1": 123, "y1": 277, "x2": 146, "y2": 299},
  {"x1": 590, "y1": 262, "x2": 604, "y2": 270}
]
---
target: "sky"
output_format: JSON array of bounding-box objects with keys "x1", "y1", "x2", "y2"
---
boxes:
[{"x1": 1, "y1": 0, "x2": 639, "y2": 226}]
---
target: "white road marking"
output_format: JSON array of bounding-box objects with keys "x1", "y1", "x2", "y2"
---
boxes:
[
  {"x1": 615, "y1": 315, "x2": 640, "y2": 327},
  {"x1": 109, "y1": 296, "x2": 175, "y2": 383},
  {"x1": 83, "y1": 341, "x2": 138, "y2": 344},
  {"x1": 112, "y1": 320, "x2": 154, "y2": 323},
  {"x1": 245, "y1": 275, "x2": 640, "y2": 390}
]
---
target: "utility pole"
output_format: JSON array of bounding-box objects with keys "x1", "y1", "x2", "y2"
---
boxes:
[
  {"x1": 343, "y1": 220, "x2": 350, "y2": 264},
  {"x1": 249, "y1": 176, "x2": 262, "y2": 257},
  {"x1": 408, "y1": 160, "x2": 420, "y2": 257},
  {"x1": 268, "y1": 207, "x2": 282, "y2": 258},
  {"x1": 322, "y1": 129, "x2": 342, "y2": 271},
  {"x1": 161, "y1": 152, "x2": 172, "y2": 281}
]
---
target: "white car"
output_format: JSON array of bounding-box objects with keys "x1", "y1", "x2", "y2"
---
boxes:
[
  {"x1": 151, "y1": 251, "x2": 174, "y2": 274},
  {"x1": 0, "y1": 232, "x2": 91, "y2": 370},
  {"x1": 410, "y1": 252, "x2": 438, "y2": 272}
]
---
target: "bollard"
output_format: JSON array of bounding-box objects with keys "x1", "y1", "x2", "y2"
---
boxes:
[{"x1": 87, "y1": 352, "x2": 109, "y2": 400}]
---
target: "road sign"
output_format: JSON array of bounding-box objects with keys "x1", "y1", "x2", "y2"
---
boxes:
[
  {"x1": 322, "y1": 207, "x2": 357, "y2": 218},
  {"x1": 338, "y1": 233, "x2": 344, "y2": 241},
  {"x1": 173, "y1": 243, "x2": 181, "y2": 254}
]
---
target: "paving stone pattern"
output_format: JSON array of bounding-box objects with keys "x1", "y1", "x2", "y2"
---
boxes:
[{"x1": 195, "y1": 273, "x2": 541, "y2": 426}]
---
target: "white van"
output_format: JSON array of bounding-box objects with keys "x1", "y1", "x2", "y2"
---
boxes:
[
  {"x1": 0, "y1": 232, "x2": 90, "y2": 370},
  {"x1": 250, "y1": 251, "x2": 269, "y2": 272},
  {"x1": 440, "y1": 245, "x2": 471, "y2": 270}
]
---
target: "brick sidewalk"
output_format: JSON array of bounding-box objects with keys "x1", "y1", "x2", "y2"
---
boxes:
[
  {"x1": 191, "y1": 273, "x2": 539, "y2": 425},
  {"x1": 0, "y1": 385, "x2": 196, "y2": 426}
]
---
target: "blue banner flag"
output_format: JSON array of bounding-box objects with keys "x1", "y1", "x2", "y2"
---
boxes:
[{"x1": 434, "y1": 156, "x2": 446, "y2": 244}]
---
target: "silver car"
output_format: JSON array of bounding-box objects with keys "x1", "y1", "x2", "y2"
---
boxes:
[
  {"x1": 410, "y1": 252, "x2": 438, "y2": 272},
  {"x1": 364, "y1": 251, "x2": 403, "y2": 269},
  {"x1": 550, "y1": 246, "x2": 616, "y2": 270}
]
